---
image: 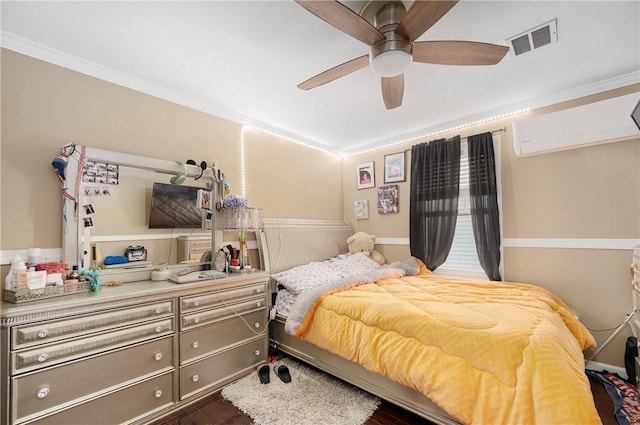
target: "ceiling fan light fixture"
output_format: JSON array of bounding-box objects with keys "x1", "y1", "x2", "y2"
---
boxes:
[{"x1": 371, "y1": 49, "x2": 412, "y2": 77}]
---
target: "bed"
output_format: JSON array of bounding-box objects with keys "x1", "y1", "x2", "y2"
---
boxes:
[{"x1": 261, "y1": 219, "x2": 600, "y2": 425}]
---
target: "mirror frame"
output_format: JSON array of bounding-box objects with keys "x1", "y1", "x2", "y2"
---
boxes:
[{"x1": 62, "y1": 145, "x2": 222, "y2": 271}]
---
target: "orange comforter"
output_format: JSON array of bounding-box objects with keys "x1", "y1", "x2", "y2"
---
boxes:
[{"x1": 294, "y1": 261, "x2": 600, "y2": 425}]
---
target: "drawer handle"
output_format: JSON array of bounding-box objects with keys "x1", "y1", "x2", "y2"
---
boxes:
[
  {"x1": 36, "y1": 387, "x2": 50, "y2": 399},
  {"x1": 193, "y1": 301, "x2": 200, "y2": 307},
  {"x1": 193, "y1": 317, "x2": 200, "y2": 324},
  {"x1": 254, "y1": 350, "x2": 261, "y2": 356},
  {"x1": 192, "y1": 374, "x2": 199, "y2": 382},
  {"x1": 154, "y1": 353, "x2": 163, "y2": 361},
  {"x1": 192, "y1": 341, "x2": 200, "y2": 349},
  {"x1": 154, "y1": 389, "x2": 163, "y2": 399},
  {"x1": 155, "y1": 308, "x2": 162, "y2": 314},
  {"x1": 256, "y1": 302, "x2": 262, "y2": 308},
  {"x1": 37, "y1": 329, "x2": 49, "y2": 338},
  {"x1": 254, "y1": 322, "x2": 260, "y2": 328},
  {"x1": 37, "y1": 353, "x2": 49, "y2": 362},
  {"x1": 155, "y1": 326, "x2": 163, "y2": 333}
]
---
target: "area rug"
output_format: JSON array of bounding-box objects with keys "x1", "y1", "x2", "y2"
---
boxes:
[{"x1": 221, "y1": 357, "x2": 380, "y2": 425}]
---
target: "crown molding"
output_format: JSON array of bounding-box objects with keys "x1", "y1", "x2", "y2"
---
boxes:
[
  {"x1": 1, "y1": 31, "x2": 330, "y2": 152},
  {"x1": 3, "y1": 31, "x2": 638, "y2": 157},
  {"x1": 341, "y1": 71, "x2": 640, "y2": 156}
]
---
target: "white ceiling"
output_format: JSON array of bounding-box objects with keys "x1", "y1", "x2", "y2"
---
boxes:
[{"x1": 2, "y1": 1, "x2": 639, "y2": 155}]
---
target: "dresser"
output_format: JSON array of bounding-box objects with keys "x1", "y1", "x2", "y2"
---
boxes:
[{"x1": 0, "y1": 272, "x2": 269, "y2": 425}]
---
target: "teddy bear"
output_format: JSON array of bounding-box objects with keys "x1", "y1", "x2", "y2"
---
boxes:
[{"x1": 346, "y1": 231, "x2": 386, "y2": 266}]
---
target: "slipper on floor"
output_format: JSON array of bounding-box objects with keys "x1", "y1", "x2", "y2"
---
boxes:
[
  {"x1": 274, "y1": 364, "x2": 291, "y2": 383},
  {"x1": 258, "y1": 365, "x2": 270, "y2": 384}
]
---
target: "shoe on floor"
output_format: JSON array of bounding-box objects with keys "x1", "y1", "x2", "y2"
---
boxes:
[
  {"x1": 274, "y1": 364, "x2": 291, "y2": 383},
  {"x1": 258, "y1": 364, "x2": 270, "y2": 384}
]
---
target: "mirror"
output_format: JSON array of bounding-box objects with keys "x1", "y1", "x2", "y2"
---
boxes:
[
  {"x1": 87, "y1": 165, "x2": 212, "y2": 266},
  {"x1": 61, "y1": 145, "x2": 222, "y2": 278}
]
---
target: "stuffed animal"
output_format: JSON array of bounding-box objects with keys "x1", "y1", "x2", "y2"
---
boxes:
[{"x1": 346, "y1": 231, "x2": 386, "y2": 266}]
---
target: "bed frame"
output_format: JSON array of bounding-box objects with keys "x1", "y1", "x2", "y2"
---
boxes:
[{"x1": 260, "y1": 218, "x2": 459, "y2": 425}]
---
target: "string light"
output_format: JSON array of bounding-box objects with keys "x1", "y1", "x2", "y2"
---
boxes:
[
  {"x1": 242, "y1": 108, "x2": 530, "y2": 158},
  {"x1": 342, "y1": 108, "x2": 531, "y2": 156},
  {"x1": 240, "y1": 126, "x2": 247, "y2": 198}
]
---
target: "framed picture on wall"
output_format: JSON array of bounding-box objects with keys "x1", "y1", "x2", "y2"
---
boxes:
[
  {"x1": 377, "y1": 185, "x2": 399, "y2": 214},
  {"x1": 354, "y1": 200, "x2": 369, "y2": 220},
  {"x1": 357, "y1": 161, "x2": 375, "y2": 189},
  {"x1": 384, "y1": 151, "x2": 405, "y2": 183}
]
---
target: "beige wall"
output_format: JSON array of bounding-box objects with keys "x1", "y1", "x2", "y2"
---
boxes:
[
  {"x1": 2, "y1": 47, "x2": 640, "y2": 367},
  {"x1": 0, "y1": 49, "x2": 343, "y2": 252},
  {"x1": 343, "y1": 85, "x2": 640, "y2": 366}
]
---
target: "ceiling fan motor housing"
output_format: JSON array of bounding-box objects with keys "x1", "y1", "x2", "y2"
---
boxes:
[{"x1": 369, "y1": 2, "x2": 412, "y2": 77}]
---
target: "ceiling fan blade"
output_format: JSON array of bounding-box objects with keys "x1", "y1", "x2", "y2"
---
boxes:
[
  {"x1": 413, "y1": 41, "x2": 509, "y2": 65},
  {"x1": 381, "y1": 74, "x2": 404, "y2": 110},
  {"x1": 298, "y1": 55, "x2": 370, "y2": 90},
  {"x1": 396, "y1": 1, "x2": 458, "y2": 42},
  {"x1": 296, "y1": 1, "x2": 384, "y2": 46}
]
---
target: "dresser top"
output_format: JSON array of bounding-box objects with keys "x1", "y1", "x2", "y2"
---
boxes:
[{"x1": 1, "y1": 271, "x2": 269, "y2": 327}]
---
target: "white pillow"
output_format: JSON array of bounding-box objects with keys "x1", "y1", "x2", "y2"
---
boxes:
[{"x1": 272, "y1": 262, "x2": 342, "y2": 295}]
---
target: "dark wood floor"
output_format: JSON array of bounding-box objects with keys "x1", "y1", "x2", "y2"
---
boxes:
[{"x1": 151, "y1": 375, "x2": 618, "y2": 425}]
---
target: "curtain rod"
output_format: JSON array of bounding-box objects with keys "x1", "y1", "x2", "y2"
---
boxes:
[{"x1": 403, "y1": 126, "x2": 507, "y2": 152}]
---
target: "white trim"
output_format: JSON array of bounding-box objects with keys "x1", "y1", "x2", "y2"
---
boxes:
[
  {"x1": 376, "y1": 237, "x2": 409, "y2": 245},
  {"x1": 0, "y1": 239, "x2": 258, "y2": 265},
  {"x1": 1, "y1": 249, "x2": 62, "y2": 265},
  {"x1": 372, "y1": 238, "x2": 640, "y2": 251},
  {"x1": 88, "y1": 233, "x2": 212, "y2": 243},
  {"x1": 585, "y1": 360, "x2": 628, "y2": 380},
  {"x1": 3, "y1": 31, "x2": 638, "y2": 156},
  {"x1": 0, "y1": 32, "x2": 330, "y2": 154},
  {"x1": 263, "y1": 218, "x2": 352, "y2": 230},
  {"x1": 341, "y1": 72, "x2": 640, "y2": 156},
  {"x1": 503, "y1": 238, "x2": 640, "y2": 250}
]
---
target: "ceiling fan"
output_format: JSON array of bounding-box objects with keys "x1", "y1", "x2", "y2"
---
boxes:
[{"x1": 296, "y1": 0, "x2": 509, "y2": 110}]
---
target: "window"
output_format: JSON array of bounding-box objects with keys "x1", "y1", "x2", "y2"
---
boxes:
[{"x1": 433, "y1": 140, "x2": 502, "y2": 280}]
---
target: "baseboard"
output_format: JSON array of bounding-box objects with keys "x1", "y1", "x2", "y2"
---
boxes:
[{"x1": 586, "y1": 360, "x2": 628, "y2": 379}]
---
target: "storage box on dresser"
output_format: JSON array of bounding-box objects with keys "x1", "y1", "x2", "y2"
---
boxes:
[
  {"x1": 0, "y1": 273, "x2": 269, "y2": 425},
  {"x1": 177, "y1": 235, "x2": 212, "y2": 263}
]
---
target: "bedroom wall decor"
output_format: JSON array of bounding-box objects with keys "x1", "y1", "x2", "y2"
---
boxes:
[
  {"x1": 354, "y1": 200, "x2": 369, "y2": 220},
  {"x1": 377, "y1": 185, "x2": 399, "y2": 214},
  {"x1": 357, "y1": 161, "x2": 375, "y2": 189},
  {"x1": 384, "y1": 151, "x2": 405, "y2": 183}
]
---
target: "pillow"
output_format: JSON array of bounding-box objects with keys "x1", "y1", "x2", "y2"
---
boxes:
[
  {"x1": 328, "y1": 252, "x2": 380, "y2": 278},
  {"x1": 271, "y1": 262, "x2": 342, "y2": 295}
]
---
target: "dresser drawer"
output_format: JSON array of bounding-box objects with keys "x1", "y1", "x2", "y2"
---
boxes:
[
  {"x1": 181, "y1": 309, "x2": 267, "y2": 364},
  {"x1": 12, "y1": 300, "x2": 174, "y2": 349},
  {"x1": 26, "y1": 371, "x2": 174, "y2": 425},
  {"x1": 181, "y1": 297, "x2": 265, "y2": 331},
  {"x1": 180, "y1": 336, "x2": 266, "y2": 400},
  {"x1": 12, "y1": 318, "x2": 174, "y2": 374},
  {"x1": 181, "y1": 283, "x2": 266, "y2": 313},
  {"x1": 12, "y1": 336, "x2": 174, "y2": 424}
]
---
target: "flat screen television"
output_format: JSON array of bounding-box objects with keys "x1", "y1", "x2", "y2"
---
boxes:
[{"x1": 148, "y1": 182, "x2": 208, "y2": 229}]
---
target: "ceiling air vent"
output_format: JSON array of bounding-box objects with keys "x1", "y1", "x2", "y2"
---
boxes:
[{"x1": 506, "y1": 19, "x2": 557, "y2": 56}]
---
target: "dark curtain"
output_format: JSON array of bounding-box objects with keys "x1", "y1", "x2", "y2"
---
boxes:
[
  {"x1": 410, "y1": 136, "x2": 460, "y2": 271},
  {"x1": 468, "y1": 132, "x2": 502, "y2": 281}
]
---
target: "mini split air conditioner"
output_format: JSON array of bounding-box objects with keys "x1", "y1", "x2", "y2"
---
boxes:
[{"x1": 512, "y1": 92, "x2": 640, "y2": 157}]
